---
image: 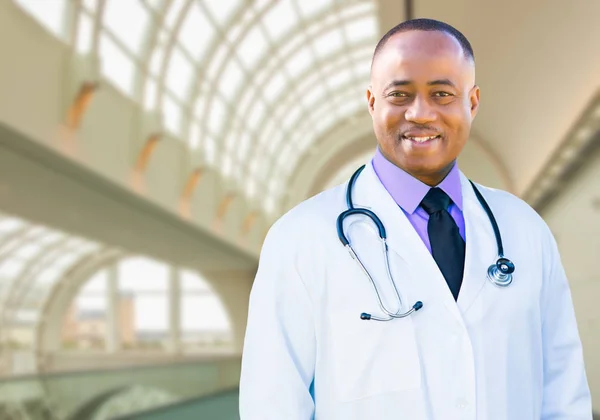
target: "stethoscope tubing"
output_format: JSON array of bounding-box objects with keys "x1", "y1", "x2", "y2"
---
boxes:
[{"x1": 338, "y1": 164, "x2": 515, "y2": 321}]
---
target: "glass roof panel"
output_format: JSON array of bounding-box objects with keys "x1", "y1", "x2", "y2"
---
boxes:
[
  {"x1": 327, "y1": 67, "x2": 355, "y2": 92},
  {"x1": 99, "y1": 34, "x2": 135, "y2": 96},
  {"x1": 263, "y1": 72, "x2": 287, "y2": 102},
  {"x1": 103, "y1": 0, "x2": 149, "y2": 54},
  {"x1": 313, "y1": 28, "x2": 345, "y2": 60},
  {"x1": 166, "y1": 47, "x2": 194, "y2": 101},
  {"x1": 82, "y1": 0, "x2": 99, "y2": 13},
  {"x1": 237, "y1": 26, "x2": 269, "y2": 70},
  {"x1": 204, "y1": 0, "x2": 241, "y2": 25},
  {"x1": 164, "y1": 0, "x2": 186, "y2": 29},
  {"x1": 149, "y1": 45, "x2": 165, "y2": 77},
  {"x1": 207, "y1": 96, "x2": 228, "y2": 135},
  {"x1": 205, "y1": 44, "x2": 230, "y2": 83},
  {"x1": 76, "y1": 12, "x2": 94, "y2": 55},
  {"x1": 344, "y1": 16, "x2": 378, "y2": 44},
  {"x1": 246, "y1": 101, "x2": 267, "y2": 132},
  {"x1": 204, "y1": 135, "x2": 216, "y2": 164},
  {"x1": 14, "y1": 0, "x2": 67, "y2": 40},
  {"x1": 296, "y1": 0, "x2": 334, "y2": 19},
  {"x1": 162, "y1": 95, "x2": 183, "y2": 135},
  {"x1": 218, "y1": 59, "x2": 245, "y2": 101},
  {"x1": 178, "y1": 3, "x2": 215, "y2": 60},
  {"x1": 285, "y1": 47, "x2": 314, "y2": 78},
  {"x1": 0, "y1": 217, "x2": 25, "y2": 234},
  {"x1": 262, "y1": 1, "x2": 297, "y2": 41}
]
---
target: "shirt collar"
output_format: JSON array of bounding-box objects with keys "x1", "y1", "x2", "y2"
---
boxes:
[{"x1": 371, "y1": 147, "x2": 463, "y2": 214}]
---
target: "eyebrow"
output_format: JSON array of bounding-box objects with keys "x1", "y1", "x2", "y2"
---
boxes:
[{"x1": 384, "y1": 79, "x2": 457, "y2": 90}]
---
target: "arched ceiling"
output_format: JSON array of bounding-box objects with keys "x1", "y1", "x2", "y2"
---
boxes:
[
  {"x1": 13, "y1": 0, "x2": 379, "y2": 217},
  {"x1": 10, "y1": 0, "x2": 600, "y2": 219}
]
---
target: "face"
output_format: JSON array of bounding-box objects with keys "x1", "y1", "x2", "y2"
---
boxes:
[{"x1": 367, "y1": 30, "x2": 480, "y2": 185}]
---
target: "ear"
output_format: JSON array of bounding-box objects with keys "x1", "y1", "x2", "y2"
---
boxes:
[
  {"x1": 469, "y1": 85, "x2": 480, "y2": 119},
  {"x1": 366, "y1": 86, "x2": 375, "y2": 116}
]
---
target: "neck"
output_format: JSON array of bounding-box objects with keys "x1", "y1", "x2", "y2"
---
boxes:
[{"x1": 412, "y1": 163, "x2": 455, "y2": 186}]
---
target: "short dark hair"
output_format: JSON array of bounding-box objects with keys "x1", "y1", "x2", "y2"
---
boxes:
[{"x1": 371, "y1": 18, "x2": 474, "y2": 70}]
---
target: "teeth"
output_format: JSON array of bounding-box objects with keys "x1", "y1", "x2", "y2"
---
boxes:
[{"x1": 405, "y1": 135, "x2": 439, "y2": 143}]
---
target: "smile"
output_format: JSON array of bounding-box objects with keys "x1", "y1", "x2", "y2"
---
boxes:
[{"x1": 402, "y1": 135, "x2": 441, "y2": 143}]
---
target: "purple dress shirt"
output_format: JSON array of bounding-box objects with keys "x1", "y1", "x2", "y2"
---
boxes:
[{"x1": 371, "y1": 147, "x2": 466, "y2": 254}]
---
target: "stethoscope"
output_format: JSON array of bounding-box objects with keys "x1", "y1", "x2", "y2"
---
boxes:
[{"x1": 336, "y1": 164, "x2": 515, "y2": 321}]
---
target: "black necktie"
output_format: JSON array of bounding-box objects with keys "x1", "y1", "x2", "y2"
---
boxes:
[{"x1": 420, "y1": 188, "x2": 465, "y2": 300}]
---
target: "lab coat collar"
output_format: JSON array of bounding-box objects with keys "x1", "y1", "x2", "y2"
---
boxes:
[{"x1": 353, "y1": 162, "x2": 497, "y2": 322}]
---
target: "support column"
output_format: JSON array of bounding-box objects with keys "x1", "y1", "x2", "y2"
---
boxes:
[
  {"x1": 168, "y1": 266, "x2": 182, "y2": 354},
  {"x1": 105, "y1": 263, "x2": 121, "y2": 353}
]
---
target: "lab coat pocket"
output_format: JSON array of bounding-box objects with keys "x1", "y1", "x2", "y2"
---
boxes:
[{"x1": 328, "y1": 310, "x2": 422, "y2": 402}]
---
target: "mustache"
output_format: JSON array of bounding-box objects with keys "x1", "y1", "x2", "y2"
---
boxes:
[{"x1": 399, "y1": 125, "x2": 442, "y2": 136}]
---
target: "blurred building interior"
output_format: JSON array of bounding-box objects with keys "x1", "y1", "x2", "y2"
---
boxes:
[{"x1": 0, "y1": 0, "x2": 598, "y2": 418}]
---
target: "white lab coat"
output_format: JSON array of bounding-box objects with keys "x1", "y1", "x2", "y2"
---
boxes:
[{"x1": 239, "y1": 161, "x2": 591, "y2": 420}]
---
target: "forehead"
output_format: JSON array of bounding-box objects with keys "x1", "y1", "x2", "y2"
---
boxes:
[{"x1": 372, "y1": 30, "x2": 472, "y2": 84}]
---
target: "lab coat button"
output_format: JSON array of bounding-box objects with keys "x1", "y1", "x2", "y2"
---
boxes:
[{"x1": 455, "y1": 398, "x2": 469, "y2": 409}]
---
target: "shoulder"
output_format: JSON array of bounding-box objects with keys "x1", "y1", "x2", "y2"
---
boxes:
[
  {"x1": 468, "y1": 181, "x2": 554, "y2": 241},
  {"x1": 262, "y1": 182, "x2": 347, "y2": 249}
]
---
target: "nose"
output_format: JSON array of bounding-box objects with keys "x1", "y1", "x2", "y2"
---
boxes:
[{"x1": 404, "y1": 95, "x2": 436, "y2": 124}]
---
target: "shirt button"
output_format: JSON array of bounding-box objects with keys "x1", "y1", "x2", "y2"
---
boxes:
[{"x1": 455, "y1": 398, "x2": 469, "y2": 409}]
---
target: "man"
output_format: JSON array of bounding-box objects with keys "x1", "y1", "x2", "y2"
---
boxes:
[{"x1": 239, "y1": 18, "x2": 591, "y2": 419}]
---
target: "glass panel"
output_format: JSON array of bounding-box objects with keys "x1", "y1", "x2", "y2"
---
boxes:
[
  {"x1": 82, "y1": 0, "x2": 99, "y2": 13},
  {"x1": 165, "y1": 47, "x2": 194, "y2": 101},
  {"x1": 207, "y1": 97, "x2": 228, "y2": 135},
  {"x1": 149, "y1": 45, "x2": 165, "y2": 77},
  {"x1": 180, "y1": 270, "x2": 211, "y2": 292},
  {"x1": 164, "y1": 0, "x2": 186, "y2": 29},
  {"x1": 103, "y1": 0, "x2": 149, "y2": 55},
  {"x1": 0, "y1": 260, "x2": 25, "y2": 279},
  {"x1": 263, "y1": 72, "x2": 286, "y2": 102},
  {"x1": 204, "y1": 0, "x2": 240, "y2": 25},
  {"x1": 76, "y1": 12, "x2": 94, "y2": 54},
  {"x1": 14, "y1": 0, "x2": 67, "y2": 39},
  {"x1": 237, "y1": 26, "x2": 268, "y2": 70},
  {"x1": 313, "y1": 28, "x2": 345, "y2": 60},
  {"x1": 245, "y1": 101, "x2": 266, "y2": 131},
  {"x1": 218, "y1": 60, "x2": 245, "y2": 101},
  {"x1": 204, "y1": 135, "x2": 216, "y2": 164},
  {"x1": 237, "y1": 132, "x2": 252, "y2": 161},
  {"x1": 163, "y1": 95, "x2": 182, "y2": 135},
  {"x1": 262, "y1": 1, "x2": 297, "y2": 41},
  {"x1": 181, "y1": 295, "x2": 232, "y2": 350},
  {"x1": 296, "y1": 0, "x2": 333, "y2": 19},
  {"x1": 327, "y1": 67, "x2": 354, "y2": 92},
  {"x1": 345, "y1": 17, "x2": 377, "y2": 44},
  {"x1": 178, "y1": 3, "x2": 214, "y2": 60},
  {"x1": 99, "y1": 34, "x2": 135, "y2": 96},
  {"x1": 205, "y1": 44, "x2": 230, "y2": 83},
  {"x1": 285, "y1": 47, "x2": 314, "y2": 78},
  {"x1": 0, "y1": 217, "x2": 25, "y2": 233},
  {"x1": 13, "y1": 243, "x2": 43, "y2": 259}
]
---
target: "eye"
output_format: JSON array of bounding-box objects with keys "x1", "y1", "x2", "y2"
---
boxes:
[
  {"x1": 388, "y1": 91, "x2": 408, "y2": 97},
  {"x1": 433, "y1": 91, "x2": 453, "y2": 97}
]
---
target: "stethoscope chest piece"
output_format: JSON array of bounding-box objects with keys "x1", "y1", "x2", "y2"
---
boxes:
[{"x1": 487, "y1": 257, "x2": 515, "y2": 287}]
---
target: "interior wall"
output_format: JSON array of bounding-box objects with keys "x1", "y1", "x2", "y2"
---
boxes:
[{"x1": 541, "y1": 146, "x2": 600, "y2": 406}]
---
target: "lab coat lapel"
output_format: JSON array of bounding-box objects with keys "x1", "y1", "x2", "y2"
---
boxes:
[
  {"x1": 352, "y1": 163, "x2": 464, "y2": 324},
  {"x1": 456, "y1": 172, "x2": 497, "y2": 314}
]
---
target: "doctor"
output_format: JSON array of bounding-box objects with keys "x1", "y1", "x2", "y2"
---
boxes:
[{"x1": 239, "y1": 18, "x2": 591, "y2": 419}]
